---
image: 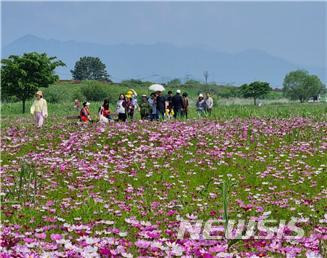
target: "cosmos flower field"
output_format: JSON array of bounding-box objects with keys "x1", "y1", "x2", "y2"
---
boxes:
[{"x1": 1, "y1": 115, "x2": 326, "y2": 257}]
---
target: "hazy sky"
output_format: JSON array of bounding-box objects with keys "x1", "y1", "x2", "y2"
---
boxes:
[{"x1": 2, "y1": 1, "x2": 326, "y2": 68}]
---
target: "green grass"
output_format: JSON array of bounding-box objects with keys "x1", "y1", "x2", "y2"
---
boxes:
[{"x1": 1, "y1": 81, "x2": 326, "y2": 125}]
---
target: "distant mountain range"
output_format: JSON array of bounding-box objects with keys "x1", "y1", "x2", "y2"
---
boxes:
[{"x1": 2, "y1": 34, "x2": 326, "y2": 87}]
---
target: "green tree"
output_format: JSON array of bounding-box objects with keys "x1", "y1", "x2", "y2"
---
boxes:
[
  {"x1": 1, "y1": 52, "x2": 65, "y2": 113},
  {"x1": 240, "y1": 81, "x2": 271, "y2": 105},
  {"x1": 283, "y1": 70, "x2": 325, "y2": 102},
  {"x1": 167, "y1": 79, "x2": 182, "y2": 87},
  {"x1": 71, "y1": 56, "x2": 110, "y2": 81},
  {"x1": 184, "y1": 79, "x2": 200, "y2": 87}
]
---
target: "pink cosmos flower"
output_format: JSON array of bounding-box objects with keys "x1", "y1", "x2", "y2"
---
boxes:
[
  {"x1": 151, "y1": 201, "x2": 160, "y2": 210},
  {"x1": 167, "y1": 210, "x2": 176, "y2": 216},
  {"x1": 23, "y1": 237, "x2": 34, "y2": 244},
  {"x1": 35, "y1": 232, "x2": 46, "y2": 239},
  {"x1": 46, "y1": 200, "x2": 54, "y2": 207},
  {"x1": 99, "y1": 247, "x2": 111, "y2": 255},
  {"x1": 256, "y1": 206, "x2": 264, "y2": 212},
  {"x1": 242, "y1": 126, "x2": 248, "y2": 139},
  {"x1": 60, "y1": 164, "x2": 66, "y2": 172},
  {"x1": 209, "y1": 210, "x2": 217, "y2": 217},
  {"x1": 135, "y1": 240, "x2": 151, "y2": 249},
  {"x1": 50, "y1": 234, "x2": 63, "y2": 241}
]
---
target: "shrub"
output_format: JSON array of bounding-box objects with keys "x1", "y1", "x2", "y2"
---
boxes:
[
  {"x1": 1, "y1": 94, "x2": 20, "y2": 103},
  {"x1": 43, "y1": 88, "x2": 64, "y2": 103},
  {"x1": 81, "y1": 81, "x2": 108, "y2": 101},
  {"x1": 71, "y1": 90, "x2": 84, "y2": 102}
]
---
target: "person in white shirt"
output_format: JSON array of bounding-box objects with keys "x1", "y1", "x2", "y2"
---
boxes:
[
  {"x1": 205, "y1": 93, "x2": 214, "y2": 116},
  {"x1": 30, "y1": 90, "x2": 48, "y2": 128},
  {"x1": 116, "y1": 94, "x2": 127, "y2": 122}
]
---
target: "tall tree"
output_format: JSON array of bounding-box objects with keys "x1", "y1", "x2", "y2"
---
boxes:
[
  {"x1": 1, "y1": 52, "x2": 65, "y2": 113},
  {"x1": 71, "y1": 56, "x2": 109, "y2": 81},
  {"x1": 283, "y1": 70, "x2": 325, "y2": 102},
  {"x1": 240, "y1": 81, "x2": 271, "y2": 105}
]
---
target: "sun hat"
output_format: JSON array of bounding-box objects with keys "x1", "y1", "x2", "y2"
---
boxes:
[
  {"x1": 142, "y1": 94, "x2": 147, "y2": 97},
  {"x1": 35, "y1": 90, "x2": 43, "y2": 97},
  {"x1": 176, "y1": 89, "x2": 181, "y2": 94}
]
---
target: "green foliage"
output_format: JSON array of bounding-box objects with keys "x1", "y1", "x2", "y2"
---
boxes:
[
  {"x1": 1, "y1": 94, "x2": 20, "y2": 103},
  {"x1": 264, "y1": 90, "x2": 283, "y2": 100},
  {"x1": 216, "y1": 86, "x2": 241, "y2": 98},
  {"x1": 120, "y1": 79, "x2": 152, "y2": 88},
  {"x1": 71, "y1": 56, "x2": 110, "y2": 81},
  {"x1": 71, "y1": 90, "x2": 84, "y2": 102},
  {"x1": 43, "y1": 87, "x2": 65, "y2": 103},
  {"x1": 184, "y1": 79, "x2": 201, "y2": 87},
  {"x1": 81, "y1": 81, "x2": 110, "y2": 102},
  {"x1": 166, "y1": 78, "x2": 182, "y2": 87},
  {"x1": 3, "y1": 162, "x2": 38, "y2": 204},
  {"x1": 283, "y1": 70, "x2": 325, "y2": 103},
  {"x1": 1, "y1": 52, "x2": 65, "y2": 113},
  {"x1": 240, "y1": 81, "x2": 272, "y2": 105},
  {"x1": 221, "y1": 179, "x2": 229, "y2": 233}
]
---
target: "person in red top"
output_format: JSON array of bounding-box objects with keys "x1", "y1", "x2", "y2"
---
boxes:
[
  {"x1": 80, "y1": 102, "x2": 91, "y2": 122},
  {"x1": 99, "y1": 99, "x2": 112, "y2": 122}
]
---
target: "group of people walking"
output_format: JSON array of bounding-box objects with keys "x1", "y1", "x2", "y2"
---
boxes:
[
  {"x1": 30, "y1": 89, "x2": 214, "y2": 128},
  {"x1": 145, "y1": 90, "x2": 190, "y2": 121}
]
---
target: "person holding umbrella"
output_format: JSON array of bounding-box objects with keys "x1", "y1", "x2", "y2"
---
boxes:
[
  {"x1": 172, "y1": 89, "x2": 183, "y2": 119},
  {"x1": 148, "y1": 84, "x2": 165, "y2": 121},
  {"x1": 125, "y1": 91, "x2": 135, "y2": 120}
]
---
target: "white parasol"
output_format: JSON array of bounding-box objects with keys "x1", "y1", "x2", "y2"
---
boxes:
[{"x1": 149, "y1": 84, "x2": 165, "y2": 92}]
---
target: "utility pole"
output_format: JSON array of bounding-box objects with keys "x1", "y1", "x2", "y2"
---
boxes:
[{"x1": 203, "y1": 71, "x2": 209, "y2": 84}]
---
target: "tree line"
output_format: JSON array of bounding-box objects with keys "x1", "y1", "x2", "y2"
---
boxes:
[{"x1": 1, "y1": 52, "x2": 326, "y2": 113}]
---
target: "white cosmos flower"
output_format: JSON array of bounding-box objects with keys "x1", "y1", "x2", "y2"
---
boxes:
[
  {"x1": 166, "y1": 242, "x2": 184, "y2": 256},
  {"x1": 119, "y1": 232, "x2": 128, "y2": 237},
  {"x1": 85, "y1": 237, "x2": 99, "y2": 245},
  {"x1": 151, "y1": 241, "x2": 167, "y2": 250},
  {"x1": 81, "y1": 246, "x2": 99, "y2": 258},
  {"x1": 306, "y1": 251, "x2": 323, "y2": 258}
]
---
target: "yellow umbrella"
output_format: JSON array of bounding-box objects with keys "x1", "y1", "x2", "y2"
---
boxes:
[{"x1": 126, "y1": 89, "x2": 137, "y2": 98}]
